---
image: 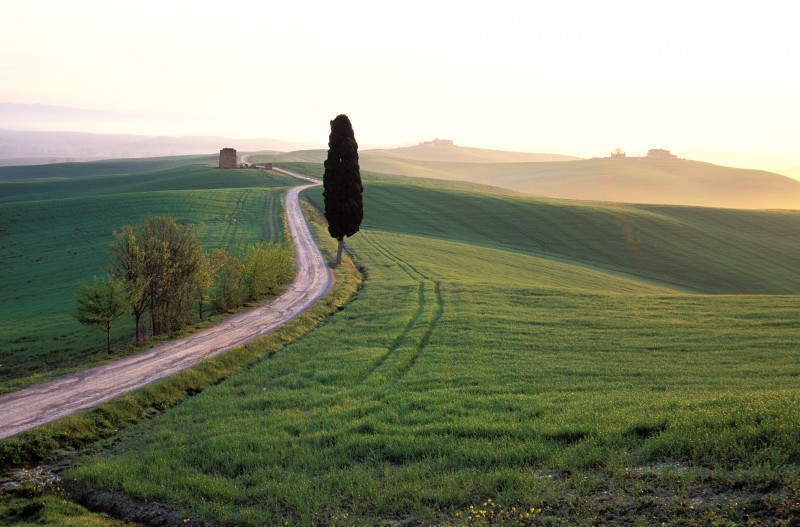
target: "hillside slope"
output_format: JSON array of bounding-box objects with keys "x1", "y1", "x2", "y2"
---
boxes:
[
  {"x1": 0, "y1": 155, "x2": 217, "y2": 181},
  {"x1": 365, "y1": 142, "x2": 579, "y2": 163},
  {"x1": 247, "y1": 143, "x2": 577, "y2": 166},
  {"x1": 361, "y1": 157, "x2": 800, "y2": 210},
  {"x1": 251, "y1": 148, "x2": 800, "y2": 209},
  {"x1": 305, "y1": 175, "x2": 800, "y2": 294},
  {"x1": 0, "y1": 164, "x2": 295, "y2": 203}
]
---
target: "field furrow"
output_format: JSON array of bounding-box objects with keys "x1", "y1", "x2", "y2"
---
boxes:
[{"x1": 355, "y1": 281, "x2": 427, "y2": 387}]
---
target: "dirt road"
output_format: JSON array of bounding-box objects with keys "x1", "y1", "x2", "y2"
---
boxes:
[{"x1": 0, "y1": 177, "x2": 330, "y2": 440}]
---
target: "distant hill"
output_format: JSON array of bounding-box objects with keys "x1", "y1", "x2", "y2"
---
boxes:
[
  {"x1": 247, "y1": 142, "x2": 579, "y2": 167},
  {"x1": 356, "y1": 153, "x2": 800, "y2": 210},
  {"x1": 504, "y1": 158, "x2": 800, "y2": 209},
  {"x1": 366, "y1": 141, "x2": 580, "y2": 163},
  {"x1": 252, "y1": 147, "x2": 800, "y2": 209},
  {"x1": 0, "y1": 128, "x2": 313, "y2": 164}
]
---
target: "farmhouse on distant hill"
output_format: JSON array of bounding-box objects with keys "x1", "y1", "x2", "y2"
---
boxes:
[
  {"x1": 419, "y1": 138, "x2": 454, "y2": 147},
  {"x1": 219, "y1": 147, "x2": 237, "y2": 169},
  {"x1": 647, "y1": 148, "x2": 677, "y2": 160}
]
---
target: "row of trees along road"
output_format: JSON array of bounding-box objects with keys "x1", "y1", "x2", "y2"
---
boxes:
[{"x1": 75, "y1": 215, "x2": 293, "y2": 353}]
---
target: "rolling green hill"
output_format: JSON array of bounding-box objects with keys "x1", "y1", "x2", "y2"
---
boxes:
[
  {"x1": 0, "y1": 154, "x2": 217, "y2": 182},
  {"x1": 0, "y1": 161, "x2": 296, "y2": 392},
  {"x1": 0, "y1": 164, "x2": 292, "y2": 203},
  {"x1": 262, "y1": 169, "x2": 800, "y2": 295},
  {"x1": 61, "y1": 169, "x2": 800, "y2": 526},
  {"x1": 348, "y1": 176, "x2": 800, "y2": 293}
]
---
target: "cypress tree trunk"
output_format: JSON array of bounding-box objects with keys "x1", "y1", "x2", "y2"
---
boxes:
[{"x1": 336, "y1": 238, "x2": 344, "y2": 265}]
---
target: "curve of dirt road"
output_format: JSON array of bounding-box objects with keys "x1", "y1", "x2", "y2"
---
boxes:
[{"x1": 0, "y1": 172, "x2": 330, "y2": 440}]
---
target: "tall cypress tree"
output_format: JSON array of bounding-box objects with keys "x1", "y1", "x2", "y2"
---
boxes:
[{"x1": 323, "y1": 114, "x2": 363, "y2": 264}]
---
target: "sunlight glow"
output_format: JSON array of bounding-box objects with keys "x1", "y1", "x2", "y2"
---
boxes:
[{"x1": 0, "y1": 0, "x2": 798, "y2": 172}]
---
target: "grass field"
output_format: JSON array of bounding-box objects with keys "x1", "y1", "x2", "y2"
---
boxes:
[
  {"x1": 0, "y1": 162, "x2": 296, "y2": 393},
  {"x1": 0, "y1": 155, "x2": 217, "y2": 182},
  {"x1": 254, "y1": 165, "x2": 800, "y2": 293},
  {"x1": 61, "y1": 171, "x2": 800, "y2": 526},
  {"x1": 350, "y1": 176, "x2": 800, "y2": 294}
]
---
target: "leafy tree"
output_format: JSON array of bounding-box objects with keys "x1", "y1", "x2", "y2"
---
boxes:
[
  {"x1": 195, "y1": 253, "x2": 215, "y2": 321},
  {"x1": 211, "y1": 249, "x2": 246, "y2": 313},
  {"x1": 139, "y1": 216, "x2": 203, "y2": 335},
  {"x1": 110, "y1": 216, "x2": 204, "y2": 337},
  {"x1": 323, "y1": 114, "x2": 363, "y2": 264},
  {"x1": 242, "y1": 242, "x2": 295, "y2": 301},
  {"x1": 74, "y1": 275, "x2": 127, "y2": 353},
  {"x1": 110, "y1": 225, "x2": 149, "y2": 342}
]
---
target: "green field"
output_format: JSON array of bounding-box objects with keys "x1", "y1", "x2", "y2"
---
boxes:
[
  {"x1": 60, "y1": 170, "x2": 800, "y2": 525},
  {"x1": 0, "y1": 155, "x2": 217, "y2": 182},
  {"x1": 0, "y1": 160, "x2": 297, "y2": 393}
]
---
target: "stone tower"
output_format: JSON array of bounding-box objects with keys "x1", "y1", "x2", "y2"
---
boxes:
[{"x1": 219, "y1": 148, "x2": 237, "y2": 169}]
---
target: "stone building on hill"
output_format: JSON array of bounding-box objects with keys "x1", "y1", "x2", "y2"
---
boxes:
[
  {"x1": 647, "y1": 148, "x2": 677, "y2": 160},
  {"x1": 610, "y1": 148, "x2": 626, "y2": 158},
  {"x1": 219, "y1": 148, "x2": 237, "y2": 169},
  {"x1": 419, "y1": 138, "x2": 454, "y2": 147}
]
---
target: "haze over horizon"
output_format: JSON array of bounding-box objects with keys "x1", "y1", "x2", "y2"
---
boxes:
[{"x1": 1, "y1": 1, "x2": 798, "y2": 175}]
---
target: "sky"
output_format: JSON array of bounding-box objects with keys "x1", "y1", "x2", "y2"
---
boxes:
[{"x1": 1, "y1": 0, "x2": 799, "y2": 173}]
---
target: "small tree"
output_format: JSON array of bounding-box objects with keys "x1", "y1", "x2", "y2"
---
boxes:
[
  {"x1": 323, "y1": 114, "x2": 363, "y2": 264},
  {"x1": 74, "y1": 275, "x2": 127, "y2": 353},
  {"x1": 140, "y1": 216, "x2": 204, "y2": 335},
  {"x1": 242, "y1": 242, "x2": 295, "y2": 301},
  {"x1": 111, "y1": 216, "x2": 204, "y2": 337},
  {"x1": 110, "y1": 225, "x2": 149, "y2": 342},
  {"x1": 195, "y1": 253, "x2": 215, "y2": 321},
  {"x1": 211, "y1": 249, "x2": 246, "y2": 312}
]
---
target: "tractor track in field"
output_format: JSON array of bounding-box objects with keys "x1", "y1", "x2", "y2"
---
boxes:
[
  {"x1": 357, "y1": 232, "x2": 444, "y2": 388},
  {"x1": 220, "y1": 188, "x2": 252, "y2": 248},
  {"x1": 355, "y1": 282, "x2": 428, "y2": 385},
  {"x1": 385, "y1": 280, "x2": 444, "y2": 388},
  {"x1": 0, "y1": 172, "x2": 330, "y2": 440},
  {"x1": 363, "y1": 230, "x2": 431, "y2": 281}
]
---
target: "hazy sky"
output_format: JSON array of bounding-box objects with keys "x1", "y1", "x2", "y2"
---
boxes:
[{"x1": 1, "y1": 0, "x2": 798, "y2": 171}]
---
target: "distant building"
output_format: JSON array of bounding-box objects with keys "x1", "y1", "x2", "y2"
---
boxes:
[
  {"x1": 419, "y1": 138, "x2": 454, "y2": 147},
  {"x1": 610, "y1": 148, "x2": 626, "y2": 158},
  {"x1": 647, "y1": 148, "x2": 677, "y2": 160},
  {"x1": 263, "y1": 163, "x2": 274, "y2": 170},
  {"x1": 219, "y1": 148, "x2": 237, "y2": 169}
]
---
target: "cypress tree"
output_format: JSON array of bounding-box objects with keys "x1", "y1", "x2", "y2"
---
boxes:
[{"x1": 323, "y1": 114, "x2": 363, "y2": 264}]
